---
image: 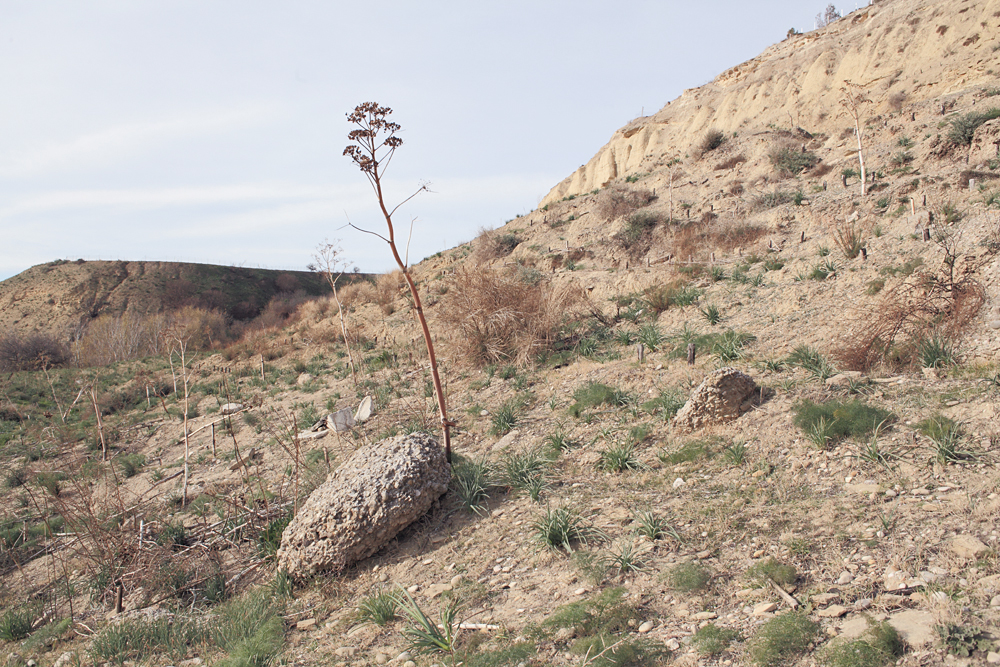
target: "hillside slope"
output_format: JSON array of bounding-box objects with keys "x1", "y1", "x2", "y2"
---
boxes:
[{"x1": 542, "y1": 0, "x2": 1000, "y2": 204}]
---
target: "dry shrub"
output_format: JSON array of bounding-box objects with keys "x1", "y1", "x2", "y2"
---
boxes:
[
  {"x1": 0, "y1": 332, "x2": 68, "y2": 371},
  {"x1": 248, "y1": 295, "x2": 309, "y2": 331},
  {"x1": 697, "y1": 129, "x2": 726, "y2": 156},
  {"x1": 438, "y1": 266, "x2": 583, "y2": 368},
  {"x1": 715, "y1": 155, "x2": 747, "y2": 171},
  {"x1": 812, "y1": 162, "x2": 834, "y2": 177},
  {"x1": 473, "y1": 226, "x2": 521, "y2": 262},
  {"x1": 888, "y1": 92, "x2": 906, "y2": 112},
  {"x1": 672, "y1": 218, "x2": 768, "y2": 261},
  {"x1": 75, "y1": 312, "x2": 170, "y2": 366},
  {"x1": 375, "y1": 271, "x2": 405, "y2": 315},
  {"x1": 595, "y1": 185, "x2": 655, "y2": 221},
  {"x1": 835, "y1": 232, "x2": 993, "y2": 370},
  {"x1": 337, "y1": 281, "x2": 377, "y2": 309}
]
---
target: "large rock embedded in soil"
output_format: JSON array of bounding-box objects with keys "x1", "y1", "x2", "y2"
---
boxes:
[
  {"x1": 673, "y1": 367, "x2": 759, "y2": 431},
  {"x1": 276, "y1": 432, "x2": 449, "y2": 580}
]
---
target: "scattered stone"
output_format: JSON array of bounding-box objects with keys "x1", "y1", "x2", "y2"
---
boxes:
[
  {"x1": 425, "y1": 583, "x2": 453, "y2": 598},
  {"x1": 753, "y1": 602, "x2": 777, "y2": 616},
  {"x1": 888, "y1": 610, "x2": 937, "y2": 647},
  {"x1": 854, "y1": 599, "x2": 872, "y2": 610},
  {"x1": 952, "y1": 534, "x2": 989, "y2": 559},
  {"x1": 991, "y1": 595, "x2": 1000, "y2": 608},
  {"x1": 692, "y1": 612, "x2": 718, "y2": 620},
  {"x1": 825, "y1": 372, "x2": 862, "y2": 387},
  {"x1": 450, "y1": 575, "x2": 463, "y2": 587},
  {"x1": 883, "y1": 567, "x2": 908, "y2": 591},
  {"x1": 407, "y1": 585, "x2": 420, "y2": 594},
  {"x1": 374, "y1": 653, "x2": 388, "y2": 665},
  {"x1": 296, "y1": 372, "x2": 314, "y2": 386},
  {"x1": 666, "y1": 639, "x2": 681, "y2": 651},
  {"x1": 397, "y1": 652, "x2": 412, "y2": 662},
  {"x1": 986, "y1": 651, "x2": 1000, "y2": 664},
  {"x1": 672, "y1": 478, "x2": 686, "y2": 489},
  {"x1": 837, "y1": 571, "x2": 854, "y2": 585},
  {"x1": 327, "y1": 407, "x2": 357, "y2": 433},
  {"x1": 988, "y1": 320, "x2": 1000, "y2": 330},
  {"x1": 817, "y1": 605, "x2": 848, "y2": 618},
  {"x1": 334, "y1": 647, "x2": 358, "y2": 658},
  {"x1": 296, "y1": 618, "x2": 317, "y2": 631},
  {"x1": 220, "y1": 403, "x2": 243, "y2": 415},
  {"x1": 839, "y1": 617, "x2": 871, "y2": 640},
  {"x1": 673, "y1": 368, "x2": 760, "y2": 430},
  {"x1": 574, "y1": 587, "x2": 588, "y2": 596},
  {"x1": 277, "y1": 432, "x2": 450, "y2": 580},
  {"x1": 52, "y1": 654, "x2": 75, "y2": 667},
  {"x1": 354, "y1": 395, "x2": 374, "y2": 422},
  {"x1": 637, "y1": 621, "x2": 654, "y2": 633},
  {"x1": 403, "y1": 662, "x2": 417, "y2": 667},
  {"x1": 696, "y1": 550, "x2": 712, "y2": 560},
  {"x1": 555, "y1": 627, "x2": 574, "y2": 641}
]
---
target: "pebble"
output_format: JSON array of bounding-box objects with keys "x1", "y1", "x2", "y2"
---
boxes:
[
  {"x1": 666, "y1": 638, "x2": 681, "y2": 650},
  {"x1": 692, "y1": 612, "x2": 718, "y2": 620},
  {"x1": 450, "y1": 574, "x2": 464, "y2": 587},
  {"x1": 753, "y1": 602, "x2": 777, "y2": 616},
  {"x1": 374, "y1": 654, "x2": 388, "y2": 665},
  {"x1": 855, "y1": 598, "x2": 873, "y2": 610},
  {"x1": 403, "y1": 662, "x2": 417, "y2": 667},
  {"x1": 837, "y1": 571, "x2": 854, "y2": 585},
  {"x1": 672, "y1": 478, "x2": 686, "y2": 489},
  {"x1": 987, "y1": 651, "x2": 1000, "y2": 664},
  {"x1": 407, "y1": 585, "x2": 420, "y2": 593},
  {"x1": 378, "y1": 572, "x2": 389, "y2": 583},
  {"x1": 637, "y1": 621, "x2": 654, "y2": 633},
  {"x1": 397, "y1": 652, "x2": 412, "y2": 662},
  {"x1": 816, "y1": 605, "x2": 848, "y2": 618},
  {"x1": 296, "y1": 618, "x2": 317, "y2": 631},
  {"x1": 335, "y1": 647, "x2": 358, "y2": 658},
  {"x1": 991, "y1": 595, "x2": 1000, "y2": 607},
  {"x1": 574, "y1": 587, "x2": 588, "y2": 596}
]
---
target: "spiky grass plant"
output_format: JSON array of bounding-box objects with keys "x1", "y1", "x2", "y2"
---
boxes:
[
  {"x1": 700, "y1": 304, "x2": 722, "y2": 325},
  {"x1": 633, "y1": 510, "x2": 668, "y2": 541},
  {"x1": 602, "y1": 539, "x2": 648, "y2": 576},
  {"x1": 490, "y1": 399, "x2": 519, "y2": 436},
  {"x1": 498, "y1": 446, "x2": 550, "y2": 492},
  {"x1": 917, "y1": 335, "x2": 956, "y2": 369},
  {"x1": 396, "y1": 589, "x2": 459, "y2": 659},
  {"x1": 451, "y1": 456, "x2": 492, "y2": 515},
  {"x1": 723, "y1": 440, "x2": 748, "y2": 465},
  {"x1": 531, "y1": 507, "x2": 600, "y2": 554},
  {"x1": 636, "y1": 323, "x2": 664, "y2": 351},
  {"x1": 357, "y1": 588, "x2": 399, "y2": 626},
  {"x1": 596, "y1": 443, "x2": 647, "y2": 473}
]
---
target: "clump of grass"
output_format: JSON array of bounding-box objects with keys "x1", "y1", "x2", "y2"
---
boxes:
[
  {"x1": 793, "y1": 399, "x2": 894, "y2": 446},
  {"x1": 633, "y1": 510, "x2": 669, "y2": 541},
  {"x1": 917, "y1": 335, "x2": 956, "y2": 369},
  {"x1": 357, "y1": 587, "x2": 399, "y2": 626},
  {"x1": 211, "y1": 589, "x2": 285, "y2": 667},
  {"x1": 601, "y1": 539, "x2": 648, "y2": 576},
  {"x1": 531, "y1": 507, "x2": 600, "y2": 554},
  {"x1": 596, "y1": 442, "x2": 646, "y2": 473},
  {"x1": 257, "y1": 514, "x2": 291, "y2": 561},
  {"x1": 918, "y1": 414, "x2": 974, "y2": 463},
  {"x1": 747, "y1": 558, "x2": 797, "y2": 586},
  {"x1": 786, "y1": 345, "x2": 834, "y2": 381},
  {"x1": 659, "y1": 438, "x2": 716, "y2": 465},
  {"x1": 693, "y1": 623, "x2": 742, "y2": 657},
  {"x1": 700, "y1": 129, "x2": 727, "y2": 153},
  {"x1": 823, "y1": 620, "x2": 903, "y2": 667},
  {"x1": 545, "y1": 425, "x2": 577, "y2": 452},
  {"x1": 700, "y1": 304, "x2": 722, "y2": 325},
  {"x1": 569, "y1": 382, "x2": 631, "y2": 417},
  {"x1": 451, "y1": 456, "x2": 492, "y2": 515},
  {"x1": 4, "y1": 468, "x2": 27, "y2": 489},
  {"x1": 667, "y1": 562, "x2": 711, "y2": 592},
  {"x1": 641, "y1": 390, "x2": 685, "y2": 420},
  {"x1": 91, "y1": 615, "x2": 207, "y2": 666},
  {"x1": 723, "y1": 440, "x2": 749, "y2": 465},
  {"x1": 936, "y1": 623, "x2": 993, "y2": 657},
  {"x1": 636, "y1": 323, "x2": 664, "y2": 351},
  {"x1": 498, "y1": 446, "x2": 550, "y2": 495},
  {"x1": 712, "y1": 330, "x2": 756, "y2": 362},
  {"x1": 749, "y1": 612, "x2": 820, "y2": 667},
  {"x1": 809, "y1": 258, "x2": 839, "y2": 280},
  {"x1": 0, "y1": 605, "x2": 38, "y2": 642},
  {"x1": 490, "y1": 399, "x2": 520, "y2": 435}
]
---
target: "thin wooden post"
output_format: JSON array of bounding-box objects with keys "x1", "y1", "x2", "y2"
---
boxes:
[
  {"x1": 260, "y1": 354, "x2": 265, "y2": 381},
  {"x1": 923, "y1": 228, "x2": 931, "y2": 242},
  {"x1": 861, "y1": 247, "x2": 867, "y2": 260},
  {"x1": 115, "y1": 582, "x2": 124, "y2": 614},
  {"x1": 687, "y1": 343, "x2": 696, "y2": 366},
  {"x1": 637, "y1": 343, "x2": 645, "y2": 363},
  {"x1": 212, "y1": 422, "x2": 217, "y2": 457}
]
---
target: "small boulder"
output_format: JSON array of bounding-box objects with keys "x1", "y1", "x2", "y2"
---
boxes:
[
  {"x1": 952, "y1": 534, "x2": 989, "y2": 560},
  {"x1": 220, "y1": 403, "x2": 243, "y2": 415},
  {"x1": 277, "y1": 432, "x2": 449, "y2": 580},
  {"x1": 673, "y1": 368, "x2": 759, "y2": 431},
  {"x1": 354, "y1": 396, "x2": 374, "y2": 422}
]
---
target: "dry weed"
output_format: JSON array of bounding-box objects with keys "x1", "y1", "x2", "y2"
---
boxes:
[
  {"x1": 473, "y1": 226, "x2": 521, "y2": 262},
  {"x1": 595, "y1": 185, "x2": 655, "y2": 221},
  {"x1": 375, "y1": 271, "x2": 405, "y2": 315},
  {"x1": 438, "y1": 266, "x2": 583, "y2": 367}
]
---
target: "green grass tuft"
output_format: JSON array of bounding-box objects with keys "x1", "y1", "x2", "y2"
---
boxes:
[{"x1": 749, "y1": 612, "x2": 820, "y2": 667}]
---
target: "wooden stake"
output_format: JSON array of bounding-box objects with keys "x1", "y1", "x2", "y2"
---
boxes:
[
  {"x1": 637, "y1": 343, "x2": 645, "y2": 363},
  {"x1": 687, "y1": 343, "x2": 696, "y2": 366}
]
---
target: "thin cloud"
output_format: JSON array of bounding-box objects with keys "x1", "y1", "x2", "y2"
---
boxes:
[{"x1": 0, "y1": 104, "x2": 281, "y2": 177}]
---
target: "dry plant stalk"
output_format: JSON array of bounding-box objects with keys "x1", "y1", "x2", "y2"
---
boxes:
[
  {"x1": 840, "y1": 82, "x2": 870, "y2": 196},
  {"x1": 832, "y1": 216, "x2": 870, "y2": 259},
  {"x1": 343, "y1": 102, "x2": 453, "y2": 461},
  {"x1": 438, "y1": 265, "x2": 582, "y2": 368},
  {"x1": 313, "y1": 241, "x2": 358, "y2": 385}
]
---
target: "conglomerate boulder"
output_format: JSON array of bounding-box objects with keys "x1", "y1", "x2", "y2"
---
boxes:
[{"x1": 277, "y1": 432, "x2": 449, "y2": 580}]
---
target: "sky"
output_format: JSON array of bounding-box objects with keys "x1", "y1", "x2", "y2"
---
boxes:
[{"x1": 0, "y1": 0, "x2": 840, "y2": 281}]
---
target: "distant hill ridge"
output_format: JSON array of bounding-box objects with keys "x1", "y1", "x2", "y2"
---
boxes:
[{"x1": 0, "y1": 259, "x2": 342, "y2": 337}]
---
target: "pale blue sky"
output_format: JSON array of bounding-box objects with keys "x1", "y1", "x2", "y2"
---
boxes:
[{"x1": 0, "y1": 1, "x2": 842, "y2": 280}]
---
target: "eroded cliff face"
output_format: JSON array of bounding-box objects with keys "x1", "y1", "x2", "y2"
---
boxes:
[{"x1": 541, "y1": 0, "x2": 1000, "y2": 205}]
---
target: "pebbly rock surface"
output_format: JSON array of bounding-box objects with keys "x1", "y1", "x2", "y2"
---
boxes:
[
  {"x1": 673, "y1": 367, "x2": 759, "y2": 431},
  {"x1": 277, "y1": 432, "x2": 449, "y2": 580}
]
